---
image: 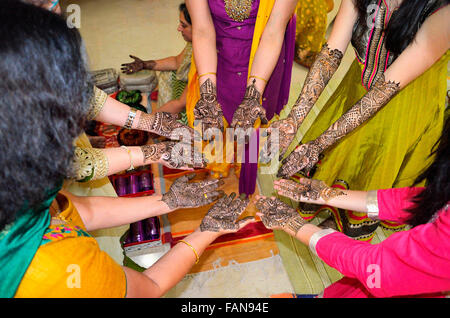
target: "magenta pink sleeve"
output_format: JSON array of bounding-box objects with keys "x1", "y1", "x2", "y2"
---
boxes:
[
  {"x1": 377, "y1": 187, "x2": 425, "y2": 223},
  {"x1": 315, "y1": 208, "x2": 450, "y2": 297}
]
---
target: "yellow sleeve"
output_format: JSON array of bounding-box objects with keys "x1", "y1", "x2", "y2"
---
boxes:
[
  {"x1": 87, "y1": 86, "x2": 108, "y2": 120},
  {"x1": 15, "y1": 236, "x2": 127, "y2": 298}
]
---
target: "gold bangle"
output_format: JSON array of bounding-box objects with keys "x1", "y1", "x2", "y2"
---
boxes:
[
  {"x1": 120, "y1": 145, "x2": 135, "y2": 171},
  {"x1": 249, "y1": 75, "x2": 268, "y2": 84},
  {"x1": 198, "y1": 72, "x2": 216, "y2": 78},
  {"x1": 178, "y1": 240, "x2": 200, "y2": 264}
]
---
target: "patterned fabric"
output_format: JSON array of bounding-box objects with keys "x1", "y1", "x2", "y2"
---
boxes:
[
  {"x1": 351, "y1": 0, "x2": 448, "y2": 89},
  {"x1": 157, "y1": 42, "x2": 192, "y2": 108},
  {"x1": 294, "y1": 0, "x2": 331, "y2": 68},
  {"x1": 86, "y1": 86, "x2": 108, "y2": 120},
  {"x1": 41, "y1": 223, "x2": 90, "y2": 246},
  {"x1": 73, "y1": 146, "x2": 109, "y2": 182}
]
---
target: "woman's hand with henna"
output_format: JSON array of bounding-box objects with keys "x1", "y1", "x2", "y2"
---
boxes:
[
  {"x1": 254, "y1": 195, "x2": 306, "y2": 237},
  {"x1": 261, "y1": 114, "x2": 298, "y2": 162},
  {"x1": 276, "y1": 140, "x2": 322, "y2": 178},
  {"x1": 193, "y1": 79, "x2": 224, "y2": 140},
  {"x1": 273, "y1": 178, "x2": 346, "y2": 204},
  {"x1": 231, "y1": 81, "x2": 268, "y2": 138},
  {"x1": 199, "y1": 192, "x2": 254, "y2": 234},
  {"x1": 161, "y1": 174, "x2": 224, "y2": 210},
  {"x1": 137, "y1": 112, "x2": 196, "y2": 141},
  {"x1": 141, "y1": 141, "x2": 206, "y2": 170},
  {"x1": 121, "y1": 55, "x2": 155, "y2": 74}
]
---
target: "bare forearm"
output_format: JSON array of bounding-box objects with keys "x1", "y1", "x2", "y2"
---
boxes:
[
  {"x1": 156, "y1": 87, "x2": 187, "y2": 114},
  {"x1": 65, "y1": 191, "x2": 172, "y2": 231},
  {"x1": 186, "y1": 0, "x2": 217, "y2": 85},
  {"x1": 94, "y1": 95, "x2": 144, "y2": 130},
  {"x1": 249, "y1": 28, "x2": 286, "y2": 92},
  {"x1": 248, "y1": 0, "x2": 297, "y2": 92},
  {"x1": 150, "y1": 56, "x2": 179, "y2": 71},
  {"x1": 142, "y1": 229, "x2": 220, "y2": 296}
]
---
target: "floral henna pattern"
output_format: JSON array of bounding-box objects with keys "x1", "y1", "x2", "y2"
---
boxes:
[
  {"x1": 161, "y1": 174, "x2": 223, "y2": 210},
  {"x1": 141, "y1": 142, "x2": 206, "y2": 169},
  {"x1": 277, "y1": 141, "x2": 321, "y2": 178},
  {"x1": 275, "y1": 179, "x2": 346, "y2": 202},
  {"x1": 137, "y1": 112, "x2": 194, "y2": 141},
  {"x1": 200, "y1": 193, "x2": 250, "y2": 232},
  {"x1": 312, "y1": 75, "x2": 400, "y2": 151},
  {"x1": 231, "y1": 80, "x2": 268, "y2": 132},
  {"x1": 278, "y1": 75, "x2": 400, "y2": 179},
  {"x1": 193, "y1": 79, "x2": 224, "y2": 138},
  {"x1": 290, "y1": 43, "x2": 343, "y2": 127},
  {"x1": 255, "y1": 197, "x2": 306, "y2": 235},
  {"x1": 262, "y1": 115, "x2": 298, "y2": 162}
]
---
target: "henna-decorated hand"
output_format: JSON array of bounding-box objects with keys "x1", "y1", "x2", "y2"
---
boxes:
[
  {"x1": 141, "y1": 141, "x2": 207, "y2": 170},
  {"x1": 193, "y1": 79, "x2": 224, "y2": 140},
  {"x1": 255, "y1": 195, "x2": 306, "y2": 236},
  {"x1": 231, "y1": 81, "x2": 268, "y2": 138},
  {"x1": 277, "y1": 141, "x2": 322, "y2": 178},
  {"x1": 121, "y1": 55, "x2": 155, "y2": 74},
  {"x1": 161, "y1": 174, "x2": 224, "y2": 210},
  {"x1": 137, "y1": 112, "x2": 196, "y2": 141},
  {"x1": 200, "y1": 193, "x2": 254, "y2": 234},
  {"x1": 273, "y1": 178, "x2": 346, "y2": 203},
  {"x1": 261, "y1": 114, "x2": 298, "y2": 162}
]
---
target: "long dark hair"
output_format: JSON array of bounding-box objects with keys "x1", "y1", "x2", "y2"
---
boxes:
[
  {"x1": 179, "y1": 3, "x2": 191, "y2": 25},
  {"x1": 0, "y1": 0, "x2": 92, "y2": 230},
  {"x1": 354, "y1": 0, "x2": 450, "y2": 55},
  {"x1": 407, "y1": 114, "x2": 450, "y2": 227}
]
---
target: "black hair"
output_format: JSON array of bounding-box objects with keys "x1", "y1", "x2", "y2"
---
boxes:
[
  {"x1": 406, "y1": 114, "x2": 450, "y2": 227},
  {"x1": 179, "y1": 3, "x2": 191, "y2": 25},
  {"x1": 0, "y1": 0, "x2": 92, "y2": 230},
  {"x1": 354, "y1": 0, "x2": 450, "y2": 55}
]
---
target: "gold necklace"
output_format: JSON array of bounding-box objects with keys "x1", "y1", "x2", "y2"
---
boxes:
[{"x1": 223, "y1": 0, "x2": 253, "y2": 22}]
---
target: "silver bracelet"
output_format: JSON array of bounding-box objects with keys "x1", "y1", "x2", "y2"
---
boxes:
[
  {"x1": 366, "y1": 190, "x2": 379, "y2": 220},
  {"x1": 309, "y1": 228, "x2": 336, "y2": 257},
  {"x1": 124, "y1": 108, "x2": 137, "y2": 129}
]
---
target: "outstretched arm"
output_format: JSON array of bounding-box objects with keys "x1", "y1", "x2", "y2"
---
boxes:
[
  {"x1": 122, "y1": 192, "x2": 254, "y2": 297},
  {"x1": 72, "y1": 140, "x2": 205, "y2": 182},
  {"x1": 67, "y1": 174, "x2": 223, "y2": 231},
  {"x1": 186, "y1": 0, "x2": 224, "y2": 137},
  {"x1": 185, "y1": 0, "x2": 217, "y2": 86},
  {"x1": 278, "y1": 5, "x2": 450, "y2": 179},
  {"x1": 231, "y1": 0, "x2": 298, "y2": 131},
  {"x1": 120, "y1": 48, "x2": 186, "y2": 74},
  {"x1": 264, "y1": 0, "x2": 357, "y2": 158}
]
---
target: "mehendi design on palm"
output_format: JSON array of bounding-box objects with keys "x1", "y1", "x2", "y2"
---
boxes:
[
  {"x1": 193, "y1": 79, "x2": 224, "y2": 139},
  {"x1": 200, "y1": 193, "x2": 250, "y2": 232},
  {"x1": 255, "y1": 197, "x2": 306, "y2": 235},
  {"x1": 231, "y1": 80, "x2": 268, "y2": 133},
  {"x1": 161, "y1": 174, "x2": 223, "y2": 210},
  {"x1": 141, "y1": 141, "x2": 206, "y2": 169}
]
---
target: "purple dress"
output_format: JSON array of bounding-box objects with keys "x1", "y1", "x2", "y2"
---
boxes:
[{"x1": 208, "y1": 0, "x2": 296, "y2": 195}]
